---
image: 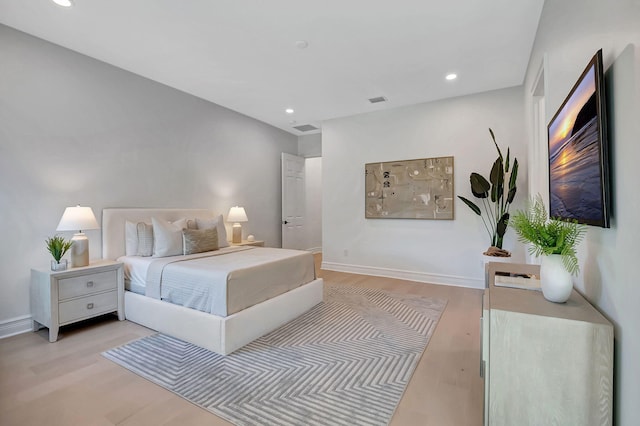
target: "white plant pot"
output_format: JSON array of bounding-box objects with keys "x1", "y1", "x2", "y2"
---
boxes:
[{"x1": 540, "y1": 254, "x2": 573, "y2": 303}]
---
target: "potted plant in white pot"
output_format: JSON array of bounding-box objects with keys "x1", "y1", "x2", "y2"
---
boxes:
[
  {"x1": 46, "y1": 235, "x2": 73, "y2": 271},
  {"x1": 458, "y1": 128, "x2": 519, "y2": 259},
  {"x1": 510, "y1": 195, "x2": 587, "y2": 303}
]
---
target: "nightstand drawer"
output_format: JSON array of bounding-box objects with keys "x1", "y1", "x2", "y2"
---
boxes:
[
  {"x1": 58, "y1": 290, "x2": 118, "y2": 324},
  {"x1": 58, "y1": 270, "x2": 117, "y2": 300}
]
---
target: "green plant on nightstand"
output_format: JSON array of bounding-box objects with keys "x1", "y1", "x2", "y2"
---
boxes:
[{"x1": 46, "y1": 235, "x2": 73, "y2": 271}]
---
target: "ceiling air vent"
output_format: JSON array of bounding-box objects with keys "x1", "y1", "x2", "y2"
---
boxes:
[
  {"x1": 368, "y1": 96, "x2": 387, "y2": 104},
  {"x1": 293, "y1": 124, "x2": 319, "y2": 132}
]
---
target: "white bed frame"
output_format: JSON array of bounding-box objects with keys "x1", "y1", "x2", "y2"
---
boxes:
[{"x1": 102, "y1": 208, "x2": 323, "y2": 355}]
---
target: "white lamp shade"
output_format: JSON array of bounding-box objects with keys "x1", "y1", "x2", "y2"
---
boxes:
[
  {"x1": 227, "y1": 206, "x2": 248, "y2": 223},
  {"x1": 56, "y1": 206, "x2": 100, "y2": 232}
]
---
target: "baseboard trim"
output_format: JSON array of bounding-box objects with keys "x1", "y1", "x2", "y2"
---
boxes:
[
  {"x1": 0, "y1": 315, "x2": 32, "y2": 339},
  {"x1": 321, "y1": 261, "x2": 484, "y2": 289}
]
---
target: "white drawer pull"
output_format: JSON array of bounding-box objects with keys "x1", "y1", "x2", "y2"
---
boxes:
[
  {"x1": 86, "y1": 281, "x2": 94, "y2": 287},
  {"x1": 87, "y1": 303, "x2": 94, "y2": 309}
]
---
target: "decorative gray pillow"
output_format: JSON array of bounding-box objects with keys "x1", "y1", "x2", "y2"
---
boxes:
[
  {"x1": 196, "y1": 215, "x2": 229, "y2": 248},
  {"x1": 183, "y1": 227, "x2": 218, "y2": 255}
]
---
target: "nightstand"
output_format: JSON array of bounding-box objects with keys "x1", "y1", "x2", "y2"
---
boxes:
[
  {"x1": 30, "y1": 260, "x2": 124, "y2": 342},
  {"x1": 231, "y1": 239, "x2": 265, "y2": 247}
]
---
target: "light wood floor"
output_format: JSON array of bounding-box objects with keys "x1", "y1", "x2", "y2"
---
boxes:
[{"x1": 0, "y1": 255, "x2": 484, "y2": 425}]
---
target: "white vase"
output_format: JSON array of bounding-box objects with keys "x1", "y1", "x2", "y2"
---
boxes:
[
  {"x1": 51, "y1": 259, "x2": 68, "y2": 271},
  {"x1": 540, "y1": 254, "x2": 573, "y2": 303}
]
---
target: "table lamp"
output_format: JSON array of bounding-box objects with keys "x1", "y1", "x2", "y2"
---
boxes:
[
  {"x1": 56, "y1": 205, "x2": 100, "y2": 267},
  {"x1": 227, "y1": 206, "x2": 248, "y2": 244}
]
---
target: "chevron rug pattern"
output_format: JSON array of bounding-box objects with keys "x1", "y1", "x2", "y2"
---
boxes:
[{"x1": 103, "y1": 286, "x2": 446, "y2": 426}]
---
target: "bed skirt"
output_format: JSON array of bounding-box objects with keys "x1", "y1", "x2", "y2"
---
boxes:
[{"x1": 124, "y1": 278, "x2": 324, "y2": 355}]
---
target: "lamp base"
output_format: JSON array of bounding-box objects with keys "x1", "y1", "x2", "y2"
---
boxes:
[
  {"x1": 232, "y1": 223, "x2": 242, "y2": 244},
  {"x1": 71, "y1": 233, "x2": 90, "y2": 267}
]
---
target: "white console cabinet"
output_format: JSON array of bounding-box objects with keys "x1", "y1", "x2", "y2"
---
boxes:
[{"x1": 482, "y1": 262, "x2": 613, "y2": 426}]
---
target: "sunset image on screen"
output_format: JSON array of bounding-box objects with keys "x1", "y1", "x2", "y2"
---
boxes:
[
  {"x1": 548, "y1": 64, "x2": 603, "y2": 223},
  {"x1": 548, "y1": 66, "x2": 596, "y2": 156}
]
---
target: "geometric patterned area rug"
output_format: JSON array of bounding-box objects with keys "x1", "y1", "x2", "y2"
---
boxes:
[{"x1": 103, "y1": 286, "x2": 446, "y2": 426}]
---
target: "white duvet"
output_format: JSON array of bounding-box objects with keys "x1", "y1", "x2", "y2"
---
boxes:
[{"x1": 119, "y1": 246, "x2": 315, "y2": 317}]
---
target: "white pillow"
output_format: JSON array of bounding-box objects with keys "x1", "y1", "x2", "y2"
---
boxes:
[
  {"x1": 196, "y1": 214, "x2": 229, "y2": 247},
  {"x1": 136, "y1": 222, "x2": 154, "y2": 257},
  {"x1": 125, "y1": 220, "x2": 139, "y2": 256},
  {"x1": 152, "y1": 217, "x2": 188, "y2": 257},
  {"x1": 125, "y1": 220, "x2": 154, "y2": 256}
]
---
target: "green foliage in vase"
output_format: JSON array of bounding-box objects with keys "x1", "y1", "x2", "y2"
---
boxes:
[
  {"x1": 457, "y1": 128, "x2": 519, "y2": 250},
  {"x1": 46, "y1": 235, "x2": 73, "y2": 262},
  {"x1": 510, "y1": 195, "x2": 587, "y2": 275}
]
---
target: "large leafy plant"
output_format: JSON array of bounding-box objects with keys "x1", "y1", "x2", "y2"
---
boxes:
[
  {"x1": 46, "y1": 235, "x2": 73, "y2": 262},
  {"x1": 510, "y1": 195, "x2": 587, "y2": 275},
  {"x1": 458, "y1": 129, "x2": 518, "y2": 251}
]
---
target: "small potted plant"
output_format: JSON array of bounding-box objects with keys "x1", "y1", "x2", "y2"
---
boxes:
[
  {"x1": 458, "y1": 128, "x2": 519, "y2": 258},
  {"x1": 46, "y1": 235, "x2": 73, "y2": 271},
  {"x1": 510, "y1": 195, "x2": 587, "y2": 303}
]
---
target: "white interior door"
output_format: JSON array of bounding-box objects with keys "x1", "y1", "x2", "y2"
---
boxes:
[{"x1": 281, "y1": 153, "x2": 306, "y2": 249}]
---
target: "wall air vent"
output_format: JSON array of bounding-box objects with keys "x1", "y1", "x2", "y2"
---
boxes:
[
  {"x1": 293, "y1": 124, "x2": 319, "y2": 132},
  {"x1": 368, "y1": 96, "x2": 387, "y2": 104}
]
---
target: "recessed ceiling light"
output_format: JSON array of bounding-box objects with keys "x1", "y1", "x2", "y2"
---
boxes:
[
  {"x1": 52, "y1": 0, "x2": 73, "y2": 7},
  {"x1": 285, "y1": 108, "x2": 295, "y2": 114},
  {"x1": 295, "y1": 40, "x2": 309, "y2": 49},
  {"x1": 445, "y1": 73, "x2": 458, "y2": 81}
]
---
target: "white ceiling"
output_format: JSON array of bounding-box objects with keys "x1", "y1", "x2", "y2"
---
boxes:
[{"x1": 0, "y1": 0, "x2": 545, "y2": 135}]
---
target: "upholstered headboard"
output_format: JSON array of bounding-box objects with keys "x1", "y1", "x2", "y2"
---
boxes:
[{"x1": 102, "y1": 208, "x2": 218, "y2": 260}]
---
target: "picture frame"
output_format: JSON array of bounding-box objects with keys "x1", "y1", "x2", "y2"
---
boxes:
[
  {"x1": 365, "y1": 156, "x2": 454, "y2": 219},
  {"x1": 547, "y1": 49, "x2": 610, "y2": 227}
]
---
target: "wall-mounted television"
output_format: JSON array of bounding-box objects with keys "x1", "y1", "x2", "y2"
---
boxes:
[{"x1": 547, "y1": 49, "x2": 610, "y2": 228}]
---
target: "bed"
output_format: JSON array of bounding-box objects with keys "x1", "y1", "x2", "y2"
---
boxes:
[{"x1": 102, "y1": 208, "x2": 323, "y2": 355}]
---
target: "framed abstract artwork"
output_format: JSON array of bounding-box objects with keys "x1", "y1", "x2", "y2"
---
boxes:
[{"x1": 365, "y1": 156, "x2": 454, "y2": 219}]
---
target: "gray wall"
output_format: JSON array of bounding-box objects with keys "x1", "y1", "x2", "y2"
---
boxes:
[
  {"x1": 0, "y1": 25, "x2": 297, "y2": 327},
  {"x1": 304, "y1": 157, "x2": 322, "y2": 252},
  {"x1": 523, "y1": 1, "x2": 640, "y2": 423},
  {"x1": 298, "y1": 133, "x2": 322, "y2": 158},
  {"x1": 297, "y1": 134, "x2": 322, "y2": 252},
  {"x1": 322, "y1": 86, "x2": 527, "y2": 288}
]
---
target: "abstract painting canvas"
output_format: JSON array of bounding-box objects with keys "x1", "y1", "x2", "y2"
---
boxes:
[{"x1": 365, "y1": 156, "x2": 454, "y2": 219}]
